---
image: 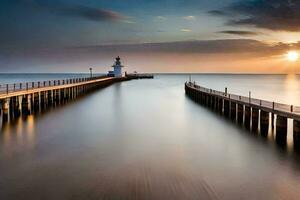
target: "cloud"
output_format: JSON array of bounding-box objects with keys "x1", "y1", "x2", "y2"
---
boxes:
[
  {"x1": 24, "y1": 0, "x2": 127, "y2": 22},
  {"x1": 207, "y1": 10, "x2": 227, "y2": 16},
  {"x1": 209, "y1": 0, "x2": 300, "y2": 31},
  {"x1": 66, "y1": 39, "x2": 300, "y2": 56},
  {"x1": 180, "y1": 28, "x2": 192, "y2": 32},
  {"x1": 2, "y1": 39, "x2": 300, "y2": 72},
  {"x1": 3, "y1": 39, "x2": 299, "y2": 58},
  {"x1": 217, "y1": 30, "x2": 260, "y2": 36},
  {"x1": 55, "y1": 5, "x2": 126, "y2": 22},
  {"x1": 183, "y1": 16, "x2": 196, "y2": 21},
  {"x1": 153, "y1": 16, "x2": 168, "y2": 22}
]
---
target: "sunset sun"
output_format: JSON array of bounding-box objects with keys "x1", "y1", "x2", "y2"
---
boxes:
[{"x1": 286, "y1": 51, "x2": 299, "y2": 62}]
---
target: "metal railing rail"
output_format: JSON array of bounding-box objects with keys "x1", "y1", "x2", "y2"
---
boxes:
[
  {"x1": 0, "y1": 75, "x2": 107, "y2": 95},
  {"x1": 187, "y1": 82, "x2": 300, "y2": 115}
]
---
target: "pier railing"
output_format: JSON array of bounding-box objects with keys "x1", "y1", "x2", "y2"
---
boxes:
[
  {"x1": 0, "y1": 75, "x2": 107, "y2": 95},
  {"x1": 189, "y1": 82, "x2": 300, "y2": 116}
]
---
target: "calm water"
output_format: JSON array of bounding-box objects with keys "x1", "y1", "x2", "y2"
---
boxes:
[{"x1": 1, "y1": 74, "x2": 300, "y2": 200}]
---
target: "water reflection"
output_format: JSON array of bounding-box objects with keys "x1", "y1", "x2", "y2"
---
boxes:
[
  {"x1": 1, "y1": 75, "x2": 300, "y2": 199},
  {"x1": 284, "y1": 74, "x2": 299, "y2": 105},
  {"x1": 0, "y1": 116, "x2": 36, "y2": 157}
]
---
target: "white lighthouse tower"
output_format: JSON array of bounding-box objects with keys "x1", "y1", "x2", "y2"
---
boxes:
[{"x1": 109, "y1": 56, "x2": 124, "y2": 77}]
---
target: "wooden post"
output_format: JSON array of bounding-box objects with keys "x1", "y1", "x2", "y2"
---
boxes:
[
  {"x1": 211, "y1": 95, "x2": 215, "y2": 109},
  {"x1": 271, "y1": 113, "x2": 275, "y2": 129},
  {"x1": 252, "y1": 108, "x2": 259, "y2": 132},
  {"x1": 293, "y1": 119, "x2": 300, "y2": 148},
  {"x1": 2, "y1": 98, "x2": 10, "y2": 122},
  {"x1": 206, "y1": 94, "x2": 210, "y2": 107},
  {"x1": 219, "y1": 98, "x2": 223, "y2": 114},
  {"x1": 33, "y1": 92, "x2": 40, "y2": 112},
  {"x1": 203, "y1": 92, "x2": 207, "y2": 106},
  {"x1": 276, "y1": 115, "x2": 288, "y2": 145},
  {"x1": 215, "y1": 97, "x2": 219, "y2": 110},
  {"x1": 237, "y1": 104, "x2": 243, "y2": 125},
  {"x1": 10, "y1": 96, "x2": 20, "y2": 118},
  {"x1": 54, "y1": 89, "x2": 59, "y2": 104},
  {"x1": 230, "y1": 101, "x2": 236, "y2": 121},
  {"x1": 47, "y1": 90, "x2": 52, "y2": 106},
  {"x1": 40, "y1": 91, "x2": 45, "y2": 110},
  {"x1": 22, "y1": 95, "x2": 30, "y2": 116},
  {"x1": 224, "y1": 99, "x2": 230, "y2": 117},
  {"x1": 260, "y1": 110, "x2": 269, "y2": 136},
  {"x1": 244, "y1": 105, "x2": 251, "y2": 130}
]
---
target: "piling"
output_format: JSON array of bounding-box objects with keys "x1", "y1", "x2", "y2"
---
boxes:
[
  {"x1": 271, "y1": 113, "x2": 275, "y2": 129},
  {"x1": 47, "y1": 90, "x2": 53, "y2": 106},
  {"x1": 237, "y1": 104, "x2": 243, "y2": 125},
  {"x1": 40, "y1": 91, "x2": 46, "y2": 110},
  {"x1": 218, "y1": 98, "x2": 223, "y2": 114},
  {"x1": 276, "y1": 115, "x2": 288, "y2": 144},
  {"x1": 252, "y1": 108, "x2": 259, "y2": 132},
  {"x1": 54, "y1": 89, "x2": 60, "y2": 104},
  {"x1": 60, "y1": 89, "x2": 65, "y2": 103},
  {"x1": 214, "y1": 96, "x2": 218, "y2": 110},
  {"x1": 244, "y1": 106, "x2": 251, "y2": 130},
  {"x1": 2, "y1": 98, "x2": 9, "y2": 122},
  {"x1": 230, "y1": 101, "x2": 236, "y2": 121},
  {"x1": 10, "y1": 96, "x2": 20, "y2": 118},
  {"x1": 260, "y1": 110, "x2": 269, "y2": 136},
  {"x1": 33, "y1": 92, "x2": 40, "y2": 112},
  {"x1": 206, "y1": 94, "x2": 211, "y2": 107},
  {"x1": 22, "y1": 95, "x2": 31, "y2": 115},
  {"x1": 293, "y1": 120, "x2": 300, "y2": 148},
  {"x1": 199, "y1": 92, "x2": 203, "y2": 104},
  {"x1": 211, "y1": 96, "x2": 215, "y2": 109},
  {"x1": 223, "y1": 99, "x2": 230, "y2": 117}
]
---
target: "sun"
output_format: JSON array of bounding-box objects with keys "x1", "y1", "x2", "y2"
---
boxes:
[{"x1": 286, "y1": 51, "x2": 299, "y2": 62}]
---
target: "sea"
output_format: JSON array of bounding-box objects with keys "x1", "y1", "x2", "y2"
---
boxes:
[{"x1": 0, "y1": 73, "x2": 300, "y2": 200}]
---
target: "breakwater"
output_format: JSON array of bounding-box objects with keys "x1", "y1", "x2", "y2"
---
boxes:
[{"x1": 185, "y1": 81, "x2": 300, "y2": 148}]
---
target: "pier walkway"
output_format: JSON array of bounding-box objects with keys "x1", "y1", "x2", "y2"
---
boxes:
[
  {"x1": 0, "y1": 76, "x2": 127, "y2": 123},
  {"x1": 185, "y1": 81, "x2": 300, "y2": 147},
  {"x1": 0, "y1": 76, "x2": 112, "y2": 99}
]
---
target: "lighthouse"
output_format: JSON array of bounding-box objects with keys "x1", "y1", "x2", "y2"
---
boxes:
[{"x1": 108, "y1": 56, "x2": 124, "y2": 77}]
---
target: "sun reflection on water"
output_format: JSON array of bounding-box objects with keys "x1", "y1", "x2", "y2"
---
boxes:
[{"x1": 284, "y1": 74, "x2": 300, "y2": 105}]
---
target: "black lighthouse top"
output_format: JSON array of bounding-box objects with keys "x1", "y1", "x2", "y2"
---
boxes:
[{"x1": 115, "y1": 56, "x2": 121, "y2": 65}]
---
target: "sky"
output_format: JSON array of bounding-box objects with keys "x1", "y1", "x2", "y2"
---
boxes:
[{"x1": 1, "y1": 0, "x2": 300, "y2": 73}]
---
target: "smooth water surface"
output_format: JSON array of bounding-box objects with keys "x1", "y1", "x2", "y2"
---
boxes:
[{"x1": 1, "y1": 74, "x2": 300, "y2": 200}]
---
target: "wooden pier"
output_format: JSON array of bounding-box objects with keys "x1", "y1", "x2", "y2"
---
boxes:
[
  {"x1": 0, "y1": 76, "x2": 131, "y2": 123},
  {"x1": 185, "y1": 81, "x2": 300, "y2": 147},
  {"x1": 125, "y1": 73, "x2": 154, "y2": 79}
]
